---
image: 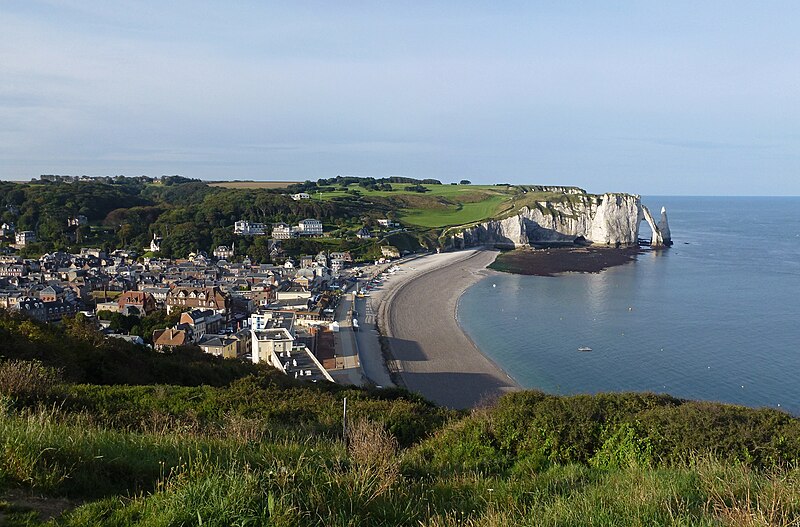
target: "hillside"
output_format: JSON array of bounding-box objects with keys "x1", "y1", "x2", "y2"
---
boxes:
[
  {"x1": 0, "y1": 176, "x2": 585, "y2": 261},
  {"x1": 2, "y1": 314, "x2": 800, "y2": 525}
]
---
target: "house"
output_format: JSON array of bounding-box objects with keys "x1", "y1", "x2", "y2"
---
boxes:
[
  {"x1": 152, "y1": 328, "x2": 190, "y2": 351},
  {"x1": 198, "y1": 334, "x2": 238, "y2": 358},
  {"x1": 117, "y1": 291, "x2": 157, "y2": 316},
  {"x1": 213, "y1": 245, "x2": 234, "y2": 260},
  {"x1": 141, "y1": 286, "x2": 170, "y2": 305},
  {"x1": 67, "y1": 215, "x2": 88, "y2": 227},
  {"x1": 330, "y1": 259, "x2": 345, "y2": 274},
  {"x1": 297, "y1": 219, "x2": 323, "y2": 236},
  {"x1": 80, "y1": 247, "x2": 105, "y2": 258},
  {"x1": 251, "y1": 326, "x2": 333, "y2": 381},
  {"x1": 149, "y1": 233, "x2": 162, "y2": 252},
  {"x1": 250, "y1": 327, "x2": 295, "y2": 364},
  {"x1": 329, "y1": 251, "x2": 353, "y2": 263},
  {"x1": 0, "y1": 264, "x2": 26, "y2": 277},
  {"x1": 356, "y1": 227, "x2": 372, "y2": 239},
  {"x1": 271, "y1": 223, "x2": 295, "y2": 239},
  {"x1": 234, "y1": 221, "x2": 266, "y2": 235},
  {"x1": 15, "y1": 231, "x2": 36, "y2": 247},
  {"x1": 377, "y1": 218, "x2": 398, "y2": 227},
  {"x1": 165, "y1": 286, "x2": 229, "y2": 314},
  {"x1": 381, "y1": 246, "x2": 401, "y2": 258},
  {"x1": 38, "y1": 285, "x2": 63, "y2": 302},
  {"x1": 43, "y1": 299, "x2": 77, "y2": 322},
  {"x1": 0, "y1": 223, "x2": 14, "y2": 237},
  {"x1": 14, "y1": 298, "x2": 47, "y2": 321},
  {"x1": 291, "y1": 192, "x2": 311, "y2": 201},
  {"x1": 15, "y1": 297, "x2": 77, "y2": 323},
  {"x1": 0, "y1": 291, "x2": 25, "y2": 310},
  {"x1": 299, "y1": 256, "x2": 314, "y2": 269},
  {"x1": 178, "y1": 309, "x2": 223, "y2": 341}
]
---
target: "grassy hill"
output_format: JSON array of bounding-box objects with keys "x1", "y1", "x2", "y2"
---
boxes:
[{"x1": 2, "y1": 312, "x2": 800, "y2": 525}]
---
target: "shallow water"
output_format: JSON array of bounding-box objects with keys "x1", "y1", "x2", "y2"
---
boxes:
[{"x1": 458, "y1": 196, "x2": 800, "y2": 413}]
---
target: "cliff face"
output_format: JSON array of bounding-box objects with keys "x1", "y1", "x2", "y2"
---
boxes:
[{"x1": 453, "y1": 193, "x2": 671, "y2": 248}]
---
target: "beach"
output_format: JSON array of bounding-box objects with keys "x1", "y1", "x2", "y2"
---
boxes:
[{"x1": 372, "y1": 249, "x2": 520, "y2": 409}]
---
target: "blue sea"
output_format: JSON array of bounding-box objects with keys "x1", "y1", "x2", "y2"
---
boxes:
[{"x1": 458, "y1": 197, "x2": 800, "y2": 413}]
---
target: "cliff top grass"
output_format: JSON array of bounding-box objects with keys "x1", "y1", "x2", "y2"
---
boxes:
[{"x1": 312, "y1": 183, "x2": 604, "y2": 229}]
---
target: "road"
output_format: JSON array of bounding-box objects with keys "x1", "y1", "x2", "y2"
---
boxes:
[{"x1": 328, "y1": 291, "x2": 364, "y2": 386}]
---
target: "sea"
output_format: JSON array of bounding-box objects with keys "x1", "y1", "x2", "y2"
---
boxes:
[{"x1": 458, "y1": 196, "x2": 800, "y2": 414}]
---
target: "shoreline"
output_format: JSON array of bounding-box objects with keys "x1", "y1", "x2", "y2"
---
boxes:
[
  {"x1": 376, "y1": 248, "x2": 520, "y2": 409},
  {"x1": 452, "y1": 277, "x2": 523, "y2": 389}
]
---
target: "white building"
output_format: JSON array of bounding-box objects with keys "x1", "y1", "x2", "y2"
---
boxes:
[
  {"x1": 213, "y1": 244, "x2": 234, "y2": 259},
  {"x1": 330, "y1": 258, "x2": 345, "y2": 274},
  {"x1": 291, "y1": 193, "x2": 311, "y2": 201},
  {"x1": 271, "y1": 223, "x2": 296, "y2": 239},
  {"x1": 234, "y1": 221, "x2": 267, "y2": 235},
  {"x1": 149, "y1": 233, "x2": 162, "y2": 252},
  {"x1": 297, "y1": 219, "x2": 323, "y2": 236},
  {"x1": 15, "y1": 231, "x2": 36, "y2": 247},
  {"x1": 67, "y1": 215, "x2": 88, "y2": 227}
]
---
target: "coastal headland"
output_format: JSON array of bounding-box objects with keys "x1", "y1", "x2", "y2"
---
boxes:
[{"x1": 376, "y1": 249, "x2": 519, "y2": 409}]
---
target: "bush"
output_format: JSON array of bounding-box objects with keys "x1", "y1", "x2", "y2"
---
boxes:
[{"x1": 0, "y1": 360, "x2": 62, "y2": 404}]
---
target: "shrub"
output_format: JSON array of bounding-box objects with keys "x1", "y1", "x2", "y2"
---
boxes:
[{"x1": 0, "y1": 360, "x2": 62, "y2": 404}]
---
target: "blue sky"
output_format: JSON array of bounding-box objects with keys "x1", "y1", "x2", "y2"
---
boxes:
[{"x1": 1, "y1": 1, "x2": 798, "y2": 195}]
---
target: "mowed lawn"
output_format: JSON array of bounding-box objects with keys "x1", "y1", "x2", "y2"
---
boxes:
[{"x1": 316, "y1": 184, "x2": 517, "y2": 228}]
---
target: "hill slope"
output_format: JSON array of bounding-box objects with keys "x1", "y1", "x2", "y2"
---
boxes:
[{"x1": 2, "y1": 313, "x2": 800, "y2": 525}]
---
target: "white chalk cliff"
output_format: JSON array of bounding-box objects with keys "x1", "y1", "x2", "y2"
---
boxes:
[{"x1": 452, "y1": 192, "x2": 671, "y2": 248}]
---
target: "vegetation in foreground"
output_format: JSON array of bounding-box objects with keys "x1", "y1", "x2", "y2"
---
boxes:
[{"x1": 2, "y1": 315, "x2": 800, "y2": 525}]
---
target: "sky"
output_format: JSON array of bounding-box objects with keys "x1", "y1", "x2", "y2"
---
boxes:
[{"x1": 1, "y1": 1, "x2": 799, "y2": 195}]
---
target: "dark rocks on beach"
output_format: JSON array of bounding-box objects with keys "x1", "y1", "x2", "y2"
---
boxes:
[{"x1": 489, "y1": 246, "x2": 642, "y2": 277}]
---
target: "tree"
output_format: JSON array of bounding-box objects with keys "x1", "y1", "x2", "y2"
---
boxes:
[{"x1": 459, "y1": 180, "x2": 472, "y2": 185}]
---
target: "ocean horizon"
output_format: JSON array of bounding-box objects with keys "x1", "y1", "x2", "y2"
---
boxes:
[{"x1": 458, "y1": 196, "x2": 800, "y2": 414}]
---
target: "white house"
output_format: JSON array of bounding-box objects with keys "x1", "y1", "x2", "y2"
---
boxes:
[
  {"x1": 297, "y1": 219, "x2": 323, "y2": 236},
  {"x1": 271, "y1": 223, "x2": 296, "y2": 239},
  {"x1": 15, "y1": 231, "x2": 36, "y2": 247},
  {"x1": 234, "y1": 221, "x2": 266, "y2": 235},
  {"x1": 291, "y1": 193, "x2": 311, "y2": 201},
  {"x1": 213, "y1": 244, "x2": 234, "y2": 259},
  {"x1": 149, "y1": 233, "x2": 162, "y2": 252}
]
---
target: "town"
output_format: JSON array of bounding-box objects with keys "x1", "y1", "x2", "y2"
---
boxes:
[{"x1": 0, "y1": 211, "x2": 406, "y2": 385}]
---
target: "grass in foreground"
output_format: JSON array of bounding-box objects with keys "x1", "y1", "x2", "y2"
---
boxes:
[
  {"x1": 3, "y1": 402, "x2": 800, "y2": 526},
  {"x1": 3, "y1": 319, "x2": 800, "y2": 526}
]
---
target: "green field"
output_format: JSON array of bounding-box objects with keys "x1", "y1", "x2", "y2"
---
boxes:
[{"x1": 314, "y1": 184, "x2": 519, "y2": 228}]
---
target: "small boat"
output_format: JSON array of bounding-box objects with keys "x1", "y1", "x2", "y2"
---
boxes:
[{"x1": 577, "y1": 346, "x2": 593, "y2": 352}]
